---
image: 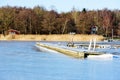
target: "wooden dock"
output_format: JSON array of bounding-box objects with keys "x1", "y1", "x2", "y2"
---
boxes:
[{"x1": 36, "y1": 43, "x2": 104, "y2": 58}]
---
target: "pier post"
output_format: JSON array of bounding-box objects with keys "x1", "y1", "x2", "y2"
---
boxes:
[
  {"x1": 88, "y1": 38, "x2": 96, "y2": 51},
  {"x1": 93, "y1": 38, "x2": 96, "y2": 51},
  {"x1": 88, "y1": 39, "x2": 92, "y2": 51}
]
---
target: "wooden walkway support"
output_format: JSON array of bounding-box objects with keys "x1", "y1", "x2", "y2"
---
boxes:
[{"x1": 36, "y1": 43, "x2": 84, "y2": 58}]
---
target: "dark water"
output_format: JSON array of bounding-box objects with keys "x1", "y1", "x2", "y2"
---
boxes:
[{"x1": 0, "y1": 41, "x2": 120, "y2": 80}]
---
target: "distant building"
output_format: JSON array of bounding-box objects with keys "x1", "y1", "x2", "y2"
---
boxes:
[
  {"x1": 8, "y1": 29, "x2": 20, "y2": 35},
  {"x1": 7, "y1": 29, "x2": 20, "y2": 39},
  {"x1": 91, "y1": 26, "x2": 98, "y2": 34}
]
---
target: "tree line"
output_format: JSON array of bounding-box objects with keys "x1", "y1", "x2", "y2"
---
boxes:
[{"x1": 0, "y1": 6, "x2": 120, "y2": 37}]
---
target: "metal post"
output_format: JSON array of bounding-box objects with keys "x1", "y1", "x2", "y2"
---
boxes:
[
  {"x1": 88, "y1": 39, "x2": 92, "y2": 51},
  {"x1": 93, "y1": 38, "x2": 96, "y2": 51}
]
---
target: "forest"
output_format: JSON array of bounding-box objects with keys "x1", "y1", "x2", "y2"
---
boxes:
[{"x1": 0, "y1": 6, "x2": 120, "y2": 37}]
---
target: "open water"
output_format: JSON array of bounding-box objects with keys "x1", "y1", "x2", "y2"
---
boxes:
[{"x1": 0, "y1": 41, "x2": 120, "y2": 80}]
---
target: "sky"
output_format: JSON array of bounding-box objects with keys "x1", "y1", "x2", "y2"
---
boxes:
[{"x1": 0, "y1": 0, "x2": 120, "y2": 13}]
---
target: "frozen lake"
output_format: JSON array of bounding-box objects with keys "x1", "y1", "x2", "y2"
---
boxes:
[{"x1": 0, "y1": 41, "x2": 120, "y2": 80}]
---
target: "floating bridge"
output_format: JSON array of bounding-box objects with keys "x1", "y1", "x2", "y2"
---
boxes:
[{"x1": 35, "y1": 42, "x2": 105, "y2": 59}]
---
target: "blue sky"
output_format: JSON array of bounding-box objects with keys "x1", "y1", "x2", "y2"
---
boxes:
[{"x1": 0, "y1": 0, "x2": 120, "y2": 13}]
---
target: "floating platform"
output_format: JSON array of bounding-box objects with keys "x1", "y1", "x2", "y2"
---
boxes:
[{"x1": 35, "y1": 42, "x2": 106, "y2": 59}]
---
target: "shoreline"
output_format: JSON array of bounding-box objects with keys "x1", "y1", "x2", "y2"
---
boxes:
[{"x1": 0, "y1": 34, "x2": 104, "y2": 42}]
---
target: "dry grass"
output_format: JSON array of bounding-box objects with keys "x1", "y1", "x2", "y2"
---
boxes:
[{"x1": 0, "y1": 34, "x2": 104, "y2": 41}]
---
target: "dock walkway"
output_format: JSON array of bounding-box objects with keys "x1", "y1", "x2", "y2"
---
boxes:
[{"x1": 36, "y1": 42, "x2": 104, "y2": 58}]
